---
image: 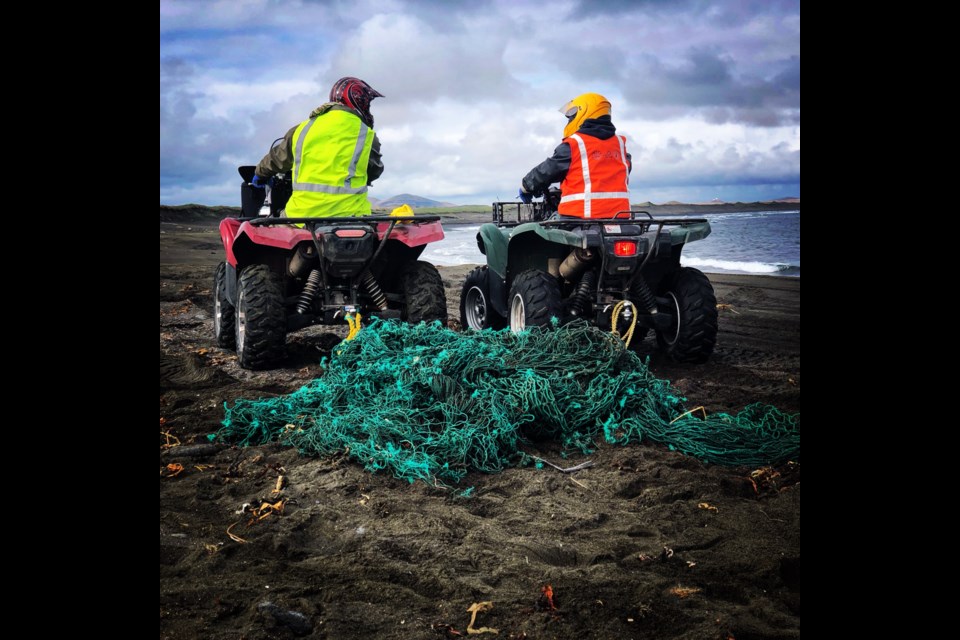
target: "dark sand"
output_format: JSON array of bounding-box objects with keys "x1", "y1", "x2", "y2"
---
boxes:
[{"x1": 160, "y1": 218, "x2": 800, "y2": 639}]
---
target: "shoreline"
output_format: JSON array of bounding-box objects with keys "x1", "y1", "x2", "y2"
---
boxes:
[{"x1": 160, "y1": 201, "x2": 800, "y2": 227}]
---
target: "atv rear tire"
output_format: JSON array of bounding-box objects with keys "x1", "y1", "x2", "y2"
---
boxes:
[
  {"x1": 460, "y1": 266, "x2": 506, "y2": 330},
  {"x1": 235, "y1": 264, "x2": 287, "y2": 369},
  {"x1": 655, "y1": 267, "x2": 718, "y2": 363},
  {"x1": 399, "y1": 261, "x2": 447, "y2": 324},
  {"x1": 214, "y1": 262, "x2": 236, "y2": 349},
  {"x1": 508, "y1": 269, "x2": 563, "y2": 331}
]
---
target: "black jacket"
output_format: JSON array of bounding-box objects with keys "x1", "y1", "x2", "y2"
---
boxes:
[{"x1": 521, "y1": 115, "x2": 631, "y2": 194}]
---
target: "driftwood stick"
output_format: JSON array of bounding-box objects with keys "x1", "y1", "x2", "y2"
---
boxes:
[{"x1": 531, "y1": 456, "x2": 595, "y2": 473}]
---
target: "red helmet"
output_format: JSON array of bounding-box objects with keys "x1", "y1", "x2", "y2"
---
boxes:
[{"x1": 329, "y1": 77, "x2": 383, "y2": 127}]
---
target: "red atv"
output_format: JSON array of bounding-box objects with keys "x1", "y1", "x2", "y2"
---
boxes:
[{"x1": 214, "y1": 166, "x2": 447, "y2": 369}]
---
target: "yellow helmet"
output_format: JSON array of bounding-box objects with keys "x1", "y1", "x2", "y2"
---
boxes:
[{"x1": 560, "y1": 93, "x2": 611, "y2": 138}]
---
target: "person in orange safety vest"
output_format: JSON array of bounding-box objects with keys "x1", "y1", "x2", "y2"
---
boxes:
[{"x1": 519, "y1": 93, "x2": 632, "y2": 219}]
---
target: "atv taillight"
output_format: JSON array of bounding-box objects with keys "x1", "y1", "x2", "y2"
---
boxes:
[
  {"x1": 334, "y1": 229, "x2": 367, "y2": 238},
  {"x1": 613, "y1": 241, "x2": 637, "y2": 256}
]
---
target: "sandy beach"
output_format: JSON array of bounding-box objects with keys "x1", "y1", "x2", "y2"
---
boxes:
[{"x1": 160, "y1": 219, "x2": 800, "y2": 639}]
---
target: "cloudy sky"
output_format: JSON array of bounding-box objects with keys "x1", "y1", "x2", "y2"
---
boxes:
[{"x1": 160, "y1": 0, "x2": 800, "y2": 206}]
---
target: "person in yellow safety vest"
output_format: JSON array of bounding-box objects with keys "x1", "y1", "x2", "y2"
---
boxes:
[
  {"x1": 519, "y1": 93, "x2": 632, "y2": 219},
  {"x1": 252, "y1": 77, "x2": 384, "y2": 218}
]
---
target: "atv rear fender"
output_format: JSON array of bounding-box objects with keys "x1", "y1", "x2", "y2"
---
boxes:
[
  {"x1": 219, "y1": 217, "x2": 445, "y2": 269},
  {"x1": 477, "y1": 222, "x2": 584, "y2": 279},
  {"x1": 478, "y1": 222, "x2": 583, "y2": 317}
]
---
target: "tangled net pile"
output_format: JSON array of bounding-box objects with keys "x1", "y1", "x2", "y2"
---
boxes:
[{"x1": 216, "y1": 320, "x2": 800, "y2": 485}]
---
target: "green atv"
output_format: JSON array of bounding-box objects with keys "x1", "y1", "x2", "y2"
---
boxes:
[{"x1": 459, "y1": 189, "x2": 719, "y2": 362}]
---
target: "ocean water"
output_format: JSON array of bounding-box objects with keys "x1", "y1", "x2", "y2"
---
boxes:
[{"x1": 421, "y1": 210, "x2": 800, "y2": 277}]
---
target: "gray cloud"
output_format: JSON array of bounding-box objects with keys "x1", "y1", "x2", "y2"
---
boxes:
[
  {"x1": 558, "y1": 44, "x2": 627, "y2": 84},
  {"x1": 621, "y1": 48, "x2": 799, "y2": 126},
  {"x1": 327, "y1": 12, "x2": 525, "y2": 103},
  {"x1": 631, "y1": 138, "x2": 800, "y2": 188},
  {"x1": 569, "y1": 0, "x2": 698, "y2": 17},
  {"x1": 160, "y1": 0, "x2": 800, "y2": 204},
  {"x1": 160, "y1": 58, "x2": 231, "y2": 188}
]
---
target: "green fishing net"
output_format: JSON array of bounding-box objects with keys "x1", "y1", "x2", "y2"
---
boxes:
[{"x1": 215, "y1": 320, "x2": 799, "y2": 485}]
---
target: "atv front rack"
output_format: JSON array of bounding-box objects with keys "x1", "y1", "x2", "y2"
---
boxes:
[{"x1": 492, "y1": 201, "x2": 551, "y2": 224}]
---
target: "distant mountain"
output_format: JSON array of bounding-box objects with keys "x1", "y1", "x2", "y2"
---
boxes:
[
  {"x1": 374, "y1": 194, "x2": 455, "y2": 209},
  {"x1": 770, "y1": 197, "x2": 800, "y2": 203}
]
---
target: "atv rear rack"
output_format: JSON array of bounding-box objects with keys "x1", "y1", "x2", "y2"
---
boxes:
[
  {"x1": 245, "y1": 215, "x2": 442, "y2": 225},
  {"x1": 536, "y1": 215, "x2": 708, "y2": 229},
  {"x1": 490, "y1": 201, "x2": 708, "y2": 231}
]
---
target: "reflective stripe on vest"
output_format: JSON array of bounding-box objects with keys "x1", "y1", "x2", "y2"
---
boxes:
[
  {"x1": 559, "y1": 133, "x2": 630, "y2": 219},
  {"x1": 292, "y1": 115, "x2": 371, "y2": 195}
]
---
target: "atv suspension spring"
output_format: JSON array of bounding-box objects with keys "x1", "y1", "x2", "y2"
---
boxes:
[
  {"x1": 569, "y1": 271, "x2": 596, "y2": 317},
  {"x1": 297, "y1": 269, "x2": 323, "y2": 314},
  {"x1": 632, "y1": 275, "x2": 658, "y2": 314},
  {"x1": 361, "y1": 271, "x2": 388, "y2": 311}
]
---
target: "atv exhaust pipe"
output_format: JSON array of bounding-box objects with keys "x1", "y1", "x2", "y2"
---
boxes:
[
  {"x1": 559, "y1": 248, "x2": 595, "y2": 281},
  {"x1": 288, "y1": 244, "x2": 317, "y2": 278}
]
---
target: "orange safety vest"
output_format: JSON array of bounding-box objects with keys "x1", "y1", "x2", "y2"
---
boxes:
[{"x1": 558, "y1": 133, "x2": 630, "y2": 219}]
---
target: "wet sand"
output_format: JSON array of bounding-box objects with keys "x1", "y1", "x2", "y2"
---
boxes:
[{"x1": 160, "y1": 220, "x2": 800, "y2": 639}]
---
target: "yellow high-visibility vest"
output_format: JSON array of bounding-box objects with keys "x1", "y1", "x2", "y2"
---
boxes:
[{"x1": 287, "y1": 110, "x2": 375, "y2": 218}]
